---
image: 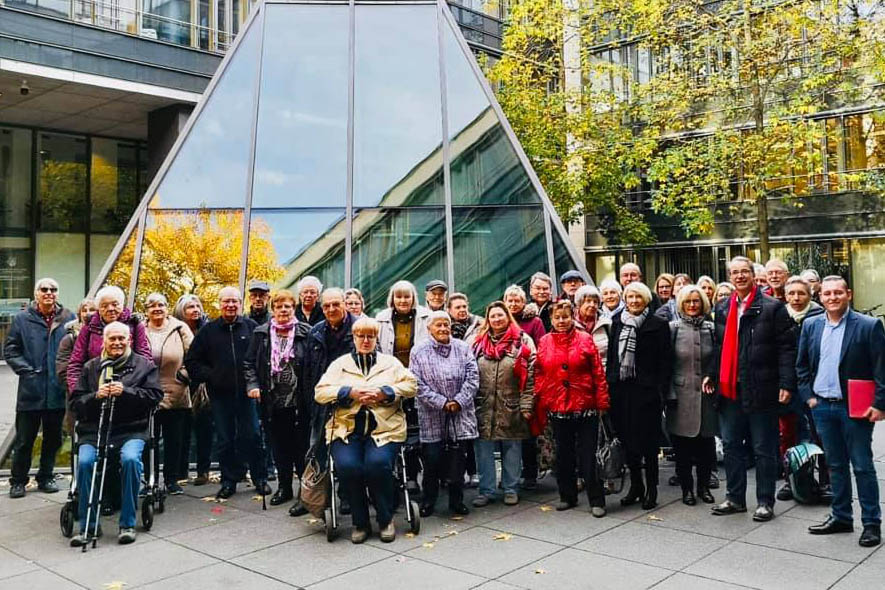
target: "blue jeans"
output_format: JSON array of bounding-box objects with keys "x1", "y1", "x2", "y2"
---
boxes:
[
  {"x1": 211, "y1": 394, "x2": 267, "y2": 488},
  {"x1": 474, "y1": 439, "x2": 522, "y2": 497},
  {"x1": 812, "y1": 401, "x2": 881, "y2": 526},
  {"x1": 331, "y1": 434, "x2": 399, "y2": 529},
  {"x1": 719, "y1": 399, "x2": 779, "y2": 508},
  {"x1": 78, "y1": 438, "x2": 145, "y2": 531}
]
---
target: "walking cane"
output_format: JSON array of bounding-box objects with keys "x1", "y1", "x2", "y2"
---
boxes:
[{"x1": 82, "y1": 395, "x2": 115, "y2": 551}]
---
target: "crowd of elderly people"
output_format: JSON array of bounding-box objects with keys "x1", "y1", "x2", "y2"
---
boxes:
[{"x1": 4, "y1": 257, "x2": 884, "y2": 549}]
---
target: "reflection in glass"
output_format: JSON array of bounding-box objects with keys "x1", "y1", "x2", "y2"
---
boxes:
[
  {"x1": 148, "y1": 20, "x2": 261, "y2": 209},
  {"x1": 36, "y1": 233, "x2": 87, "y2": 301},
  {"x1": 444, "y1": 17, "x2": 490, "y2": 142},
  {"x1": 135, "y1": 209, "x2": 244, "y2": 315},
  {"x1": 38, "y1": 133, "x2": 88, "y2": 232},
  {"x1": 0, "y1": 127, "x2": 33, "y2": 231},
  {"x1": 352, "y1": 208, "x2": 446, "y2": 315},
  {"x1": 143, "y1": 0, "x2": 193, "y2": 46},
  {"x1": 103, "y1": 229, "x2": 138, "y2": 294},
  {"x1": 91, "y1": 138, "x2": 139, "y2": 233},
  {"x1": 453, "y1": 206, "x2": 547, "y2": 310},
  {"x1": 249, "y1": 210, "x2": 346, "y2": 292},
  {"x1": 353, "y1": 4, "x2": 444, "y2": 207},
  {"x1": 89, "y1": 234, "x2": 120, "y2": 286},
  {"x1": 552, "y1": 224, "x2": 578, "y2": 283},
  {"x1": 252, "y1": 4, "x2": 348, "y2": 208}
]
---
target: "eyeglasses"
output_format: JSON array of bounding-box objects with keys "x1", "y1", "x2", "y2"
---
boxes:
[
  {"x1": 39, "y1": 287, "x2": 58, "y2": 293},
  {"x1": 354, "y1": 334, "x2": 376, "y2": 340},
  {"x1": 730, "y1": 269, "x2": 753, "y2": 276}
]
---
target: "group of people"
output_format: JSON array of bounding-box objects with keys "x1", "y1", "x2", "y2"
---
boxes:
[{"x1": 4, "y1": 256, "x2": 883, "y2": 548}]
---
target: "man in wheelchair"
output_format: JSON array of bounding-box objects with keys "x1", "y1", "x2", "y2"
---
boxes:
[{"x1": 69, "y1": 321, "x2": 163, "y2": 546}]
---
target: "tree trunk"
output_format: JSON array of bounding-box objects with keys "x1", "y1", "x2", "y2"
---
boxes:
[{"x1": 745, "y1": 0, "x2": 770, "y2": 262}]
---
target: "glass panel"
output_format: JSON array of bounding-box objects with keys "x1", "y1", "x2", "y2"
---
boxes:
[
  {"x1": 92, "y1": 0, "x2": 137, "y2": 33},
  {"x1": 552, "y1": 224, "x2": 580, "y2": 283},
  {"x1": 36, "y1": 233, "x2": 86, "y2": 302},
  {"x1": 37, "y1": 133, "x2": 88, "y2": 232},
  {"x1": 851, "y1": 238, "x2": 885, "y2": 314},
  {"x1": 825, "y1": 118, "x2": 842, "y2": 192},
  {"x1": 136, "y1": 210, "x2": 244, "y2": 315},
  {"x1": 91, "y1": 138, "x2": 139, "y2": 233},
  {"x1": 453, "y1": 206, "x2": 546, "y2": 310},
  {"x1": 148, "y1": 21, "x2": 261, "y2": 209},
  {"x1": 198, "y1": 0, "x2": 211, "y2": 50},
  {"x1": 6, "y1": 0, "x2": 71, "y2": 19},
  {"x1": 89, "y1": 234, "x2": 120, "y2": 285},
  {"x1": 352, "y1": 208, "x2": 446, "y2": 315},
  {"x1": 353, "y1": 4, "x2": 444, "y2": 207},
  {"x1": 251, "y1": 4, "x2": 348, "y2": 208},
  {"x1": 248, "y1": 210, "x2": 346, "y2": 292},
  {"x1": 0, "y1": 235, "x2": 33, "y2": 358},
  {"x1": 0, "y1": 127, "x2": 33, "y2": 232},
  {"x1": 143, "y1": 0, "x2": 193, "y2": 46},
  {"x1": 444, "y1": 20, "x2": 542, "y2": 206},
  {"x1": 103, "y1": 229, "x2": 138, "y2": 293}
]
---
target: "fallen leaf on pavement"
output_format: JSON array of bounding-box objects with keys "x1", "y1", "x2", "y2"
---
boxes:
[
  {"x1": 251, "y1": 495, "x2": 263, "y2": 502},
  {"x1": 103, "y1": 582, "x2": 127, "y2": 590},
  {"x1": 307, "y1": 518, "x2": 322, "y2": 525},
  {"x1": 450, "y1": 516, "x2": 464, "y2": 521},
  {"x1": 647, "y1": 514, "x2": 664, "y2": 522},
  {"x1": 405, "y1": 532, "x2": 416, "y2": 538},
  {"x1": 422, "y1": 542, "x2": 435, "y2": 549},
  {"x1": 539, "y1": 505, "x2": 554, "y2": 512},
  {"x1": 535, "y1": 569, "x2": 547, "y2": 574},
  {"x1": 493, "y1": 533, "x2": 513, "y2": 541}
]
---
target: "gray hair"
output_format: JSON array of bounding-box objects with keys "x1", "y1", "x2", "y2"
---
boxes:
[
  {"x1": 503, "y1": 284, "x2": 527, "y2": 302},
  {"x1": 529, "y1": 272, "x2": 553, "y2": 288},
  {"x1": 297, "y1": 276, "x2": 323, "y2": 294},
  {"x1": 753, "y1": 263, "x2": 766, "y2": 277},
  {"x1": 173, "y1": 294, "x2": 203, "y2": 321},
  {"x1": 800, "y1": 269, "x2": 821, "y2": 282},
  {"x1": 599, "y1": 279, "x2": 623, "y2": 295},
  {"x1": 623, "y1": 281, "x2": 653, "y2": 306},
  {"x1": 619, "y1": 262, "x2": 642, "y2": 277},
  {"x1": 344, "y1": 288, "x2": 364, "y2": 303},
  {"x1": 322, "y1": 287, "x2": 345, "y2": 302},
  {"x1": 103, "y1": 321, "x2": 130, "y2": 338},
  {"x1": 728, "y1": 256, "x2": 755, "y2": 275},
  {"x1": 428, "y1": 310, "x2": 451, "y2": 324},
  {"x1": 785, "y1": 275, "x2": 811, "y2": 294},
  {"x1": 218, "y1": 286, "x2": 241, "y2": 302},
  {"x1": 95, "y1": 285, "x2": 125, "y2": 308},
  {"x1": 34, "y1": 277, "x2": 59, "y2": 299},
  {"x1": 574, "y1": 285, "x2": 601, "y2": 307},
  {"x1": 676, "y1": 284, "x2": 711, "y2": 316},
  {"x1": 697, "y1": 275, "x2": 716, "y2": 290},
  {"x1": 765, "y1": 258, "x2": 789, "y2": 273},
  {"x1": 821, "y1": 275, "x2": 849, "y2": 290},
  {"x1": 145, "y1": 292, "x2": 168, "y2": 308},
  {"x1": 352, "y1": 316, "x2": 380, "y2": 336},
  {"x1": 386, "y1": 280, "x2": 419, "y2": 310}
]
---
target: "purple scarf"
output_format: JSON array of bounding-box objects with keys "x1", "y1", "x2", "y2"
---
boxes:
[{"x1": 270, "y1": 317, "x2": 298, "y2": 375}]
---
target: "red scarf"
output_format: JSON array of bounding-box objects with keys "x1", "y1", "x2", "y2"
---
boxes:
[
  {"x1": 718, "y1": 287, "x2": 757, "y2": 400},
  {"x1": 474, "y1": 323, "x2": 531, "y2": 391}
]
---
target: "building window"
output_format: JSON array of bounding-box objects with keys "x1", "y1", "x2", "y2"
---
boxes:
[{"x1": 37, "y1": 132, "x2": 88, "y2": 233}]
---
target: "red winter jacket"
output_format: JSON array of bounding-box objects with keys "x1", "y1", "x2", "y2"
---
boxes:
[{"x1": 535, "y1": 328, "x2": 609, "y2": 415}]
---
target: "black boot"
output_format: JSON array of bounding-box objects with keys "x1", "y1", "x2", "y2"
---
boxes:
[
  {"x1": 642, "y1": 462, "x2": 658, "y2": 510},
  {"x1": 620, "y1": 469, "x2": 645, "y2": 507}
]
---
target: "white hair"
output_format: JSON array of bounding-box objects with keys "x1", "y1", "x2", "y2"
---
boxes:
[
  {"x1": 619, "y1": 262, "x2": 641, "y2": 276},
  {"x1": 34, "y1": 277, "x2": 59, "y2": 299},
  {"x1": 95, "y1": 286, "x2": 125, "y2": 308},
  {"x1": 800, "y1": 269, "x2": 821, "y2": 282},
  {"x1": 503, "y1": 284, "x2": 527, "y2": 302},
  {"x1": 428, "y1": 310, "x2": 451, "y2": 324},
  {"x1": 218, "y1": 286, "x2": 241, "y2": 301},
  {"x1": 765, "y1": 258, "x2": 789, "y2": 272},
  {"x1": 297, "y1": 276, "x2": 323, "y2": 294},
  {"x1": 623, "y1": 281, "x2": 653, "y2": 306},
  {"x1": 145, "y1": 292, "x2": 168, "y2": 308},
  {"x1": 386, "y1": 280, "x2": 419, "y2": 311},
  {"x1": 729, "y1": 256, "x2": 755, "y2": 275},
  {"x1": 322, "y1": 287, "x2": 345, "y2": 301},
  {"x1": 599, "y1": 279, "x2": 623, "y2": 295},
  {"x1": 530, "y1": 271, "x2": 553, "y2": 288},
  {"x1": 574, "y1": 285, "x2": 601, "y2": 307},
  {"x1": 103, "y1": 321, "x2": 130, "y2": 337}
]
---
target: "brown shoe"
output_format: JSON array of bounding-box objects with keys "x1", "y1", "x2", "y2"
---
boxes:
[{"x1": 193, "y1": 472, "x2": 209, "y2": 486}]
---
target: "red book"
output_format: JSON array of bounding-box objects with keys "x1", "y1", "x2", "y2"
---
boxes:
[{"x1": 848, "y1": 379, "x2": 876, "y2": 418}]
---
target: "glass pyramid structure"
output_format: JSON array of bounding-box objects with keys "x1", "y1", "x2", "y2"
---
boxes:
[{"x1": 93, "y1": 0, "x2": 587, "y2": 316}]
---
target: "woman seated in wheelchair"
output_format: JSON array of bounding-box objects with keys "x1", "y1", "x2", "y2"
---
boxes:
[
  {"x1": 69, "y1": 321, "x2": 163, "y2": 546},
  {"x1": 315, "y1": 316, "x2": 417, "y2": 544}
]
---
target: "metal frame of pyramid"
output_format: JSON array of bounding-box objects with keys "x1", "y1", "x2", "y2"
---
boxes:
[{"x1": 91, "y1": 0, "x2": 589, "y2": 308}]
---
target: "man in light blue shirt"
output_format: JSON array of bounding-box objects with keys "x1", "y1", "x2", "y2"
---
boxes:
[{"x1": 812, "y1": 315, "x2": 847, "y2": 399}]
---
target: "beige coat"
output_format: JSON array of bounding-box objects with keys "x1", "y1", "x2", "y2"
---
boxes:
[
  {"x1": 475, "y1": 332, "x2": 536, "y2": 440},
  {"x1": 375, "y1": 306, "x2": 431, "y2": 356},
  {"x1": 315, "y1": 352, "x2": 418, "y2": 446},
  {"x1": 145, "y1": 317, "x2": 194, "y2": 410}
]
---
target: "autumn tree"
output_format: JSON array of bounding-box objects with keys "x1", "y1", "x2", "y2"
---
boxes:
[
  {"x1": 491, "y1": 0, "x2": 885, "y2": 259},
  {"x1": 105, "y1": 210, "x2": 283, "y2": 316}
]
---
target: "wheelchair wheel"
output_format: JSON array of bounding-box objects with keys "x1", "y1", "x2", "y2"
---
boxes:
[
  {"x1": 142, "y1": 499, "x2": 154, "y2": 531},
  {"x1": 324, "y1": 507, "x2": 336, "y2": 542},
  {"x1": 60, "y1": 502, "x2": 75, "y2": 538},
  {"x1": 408, "y1": 500, "x2": 421, "y2": 534}
]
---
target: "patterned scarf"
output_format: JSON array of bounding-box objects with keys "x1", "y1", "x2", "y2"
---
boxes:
[
  {"x1": 677, "y1": 311, "x2": 707, "y2": 328},
  {"x1": 618, "y1": 308, "x2": 648, "y2": 381},
  {"x1": 602, "y1": 299, "x2": 625, "y2": 319},
  {"x1": 270, "y1": 317, "x2": 298, "y2": 375},
  {"x1": 98, "y1": 348, "x2": 131, "y2": 387}
]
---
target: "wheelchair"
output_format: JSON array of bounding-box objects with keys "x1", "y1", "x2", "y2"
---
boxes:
[
  {"x1": 323, "y1": 443, "x2": 421, "y2": 542},
  {"x1": 60, "y1": 408, "x2": 165, "y2": 540}
]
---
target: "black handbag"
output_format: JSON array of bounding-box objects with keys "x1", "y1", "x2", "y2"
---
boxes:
[{"x1": 596, "y1": 414, "x2": 626, "y2": 494}]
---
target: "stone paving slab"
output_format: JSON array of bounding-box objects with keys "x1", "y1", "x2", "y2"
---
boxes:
[
  {"x1": 0, "y1": 568, "x2": 87, "y2": 590},
  {"x1": 138, "y1": 562, "x2": 296, "y2": 590},
  {"x1": 738, "y1": 512, "x2": 878, "y2": 563},
  {"x1": 307, "y1": 554, "x2": 487, "y2": 590}
]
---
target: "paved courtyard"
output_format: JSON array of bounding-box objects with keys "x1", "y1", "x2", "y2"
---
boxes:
[{"x1": 1, "y1": 364, "x2": 885, "y2": 590}]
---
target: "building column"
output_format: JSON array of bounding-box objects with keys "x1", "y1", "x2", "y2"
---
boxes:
[{"x1": 147, "y1": 103, "x2": 194, "y2": 182}]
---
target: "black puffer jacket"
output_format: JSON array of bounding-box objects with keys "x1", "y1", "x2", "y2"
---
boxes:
[
  {"x1": 710, "y1": 287, "x2": 797, "y2": 412},
  {"x1": 70, "y1": 354, "x2": 163, "y2": 446},
  {"x1": 244, "y1": 321, "x2": 311, "y2": 417},
  {"x1": 185, "y1": 316, "x2": 257, "y2": 399}
]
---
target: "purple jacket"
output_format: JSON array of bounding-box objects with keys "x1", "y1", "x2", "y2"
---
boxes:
[
  {"x1": 409, "y1": 338, "x2": 479, "y2": 443},
  {"x1": 66, "y1": 308, "x2": 153, "y2": 392},
  {"x1": 515, "y1": 314, "x2": 546, "y2": 347}
]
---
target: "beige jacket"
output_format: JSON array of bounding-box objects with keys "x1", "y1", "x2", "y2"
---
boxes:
[
  {"x1": 145, "y1": 316, "x2": 194, "y2": 410},
  {"x1": 475, "y1": 332, "x2": 536, "y2": 441},
  {"x1": 315, "y1": 352, "x2": 418, "y2": 446}
]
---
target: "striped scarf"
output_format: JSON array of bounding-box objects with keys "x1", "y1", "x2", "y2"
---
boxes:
[
  {"x1": 618, "y1": 308, "x2": 648, "y2": 381},
  {"x1": 98, "y1": 348, "x2": 131, "y2": 387}
]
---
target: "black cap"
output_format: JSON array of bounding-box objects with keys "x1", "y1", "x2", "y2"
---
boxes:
[
  {"x1": 247, "y1": 280, "x2": 271, "y2": 292},
  {"x1": 559, "y1": 270, "x2": 584, "y2": 283},
  {"x1": 425, "y1": 279, "x2": 448, "y2": 292}
]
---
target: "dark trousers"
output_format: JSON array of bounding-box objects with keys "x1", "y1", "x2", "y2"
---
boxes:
[
  {"x1": 268, "y1": 407, "x2": 310, "y2": 492},
  {"x1": 812, "y1": 400, "x2": 881, "y2": 526},
  {"x1": 422, "y1": 440, "x2": 469, "y2": 508},
  {"x1": 551, "y1": 415, "x2": 604, "y2": 507},
  {"x1": 521, "y1": 436, "x2": 538, "y2": 481},
  {"x1": 180, "y1": 408, "x2": 215, "y2": 475},
  {"x1": 671, "y1": 434, "x2": 715, "y2": 493},
  {"x1": 158, "y1": 408, "x2": 190, "y2": 484},
  {"x1": 261, "y1": 418, "x2": 276, "y2": 475},
  {"x1": 719, "y1": 399, "x2": 778, "y2": 508},
  {"x1": 210, "y1": 394, "x2": 267, "y2": 488},
  {"x1": 465, "y1": 442, "x2": 477, "y2": 477},
  {"x1": 331, "y1": 434, "x2": 399, "y2": 529},
  {"x1": 11, "y1": 409, "x2": 65, "y2": 485}
]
